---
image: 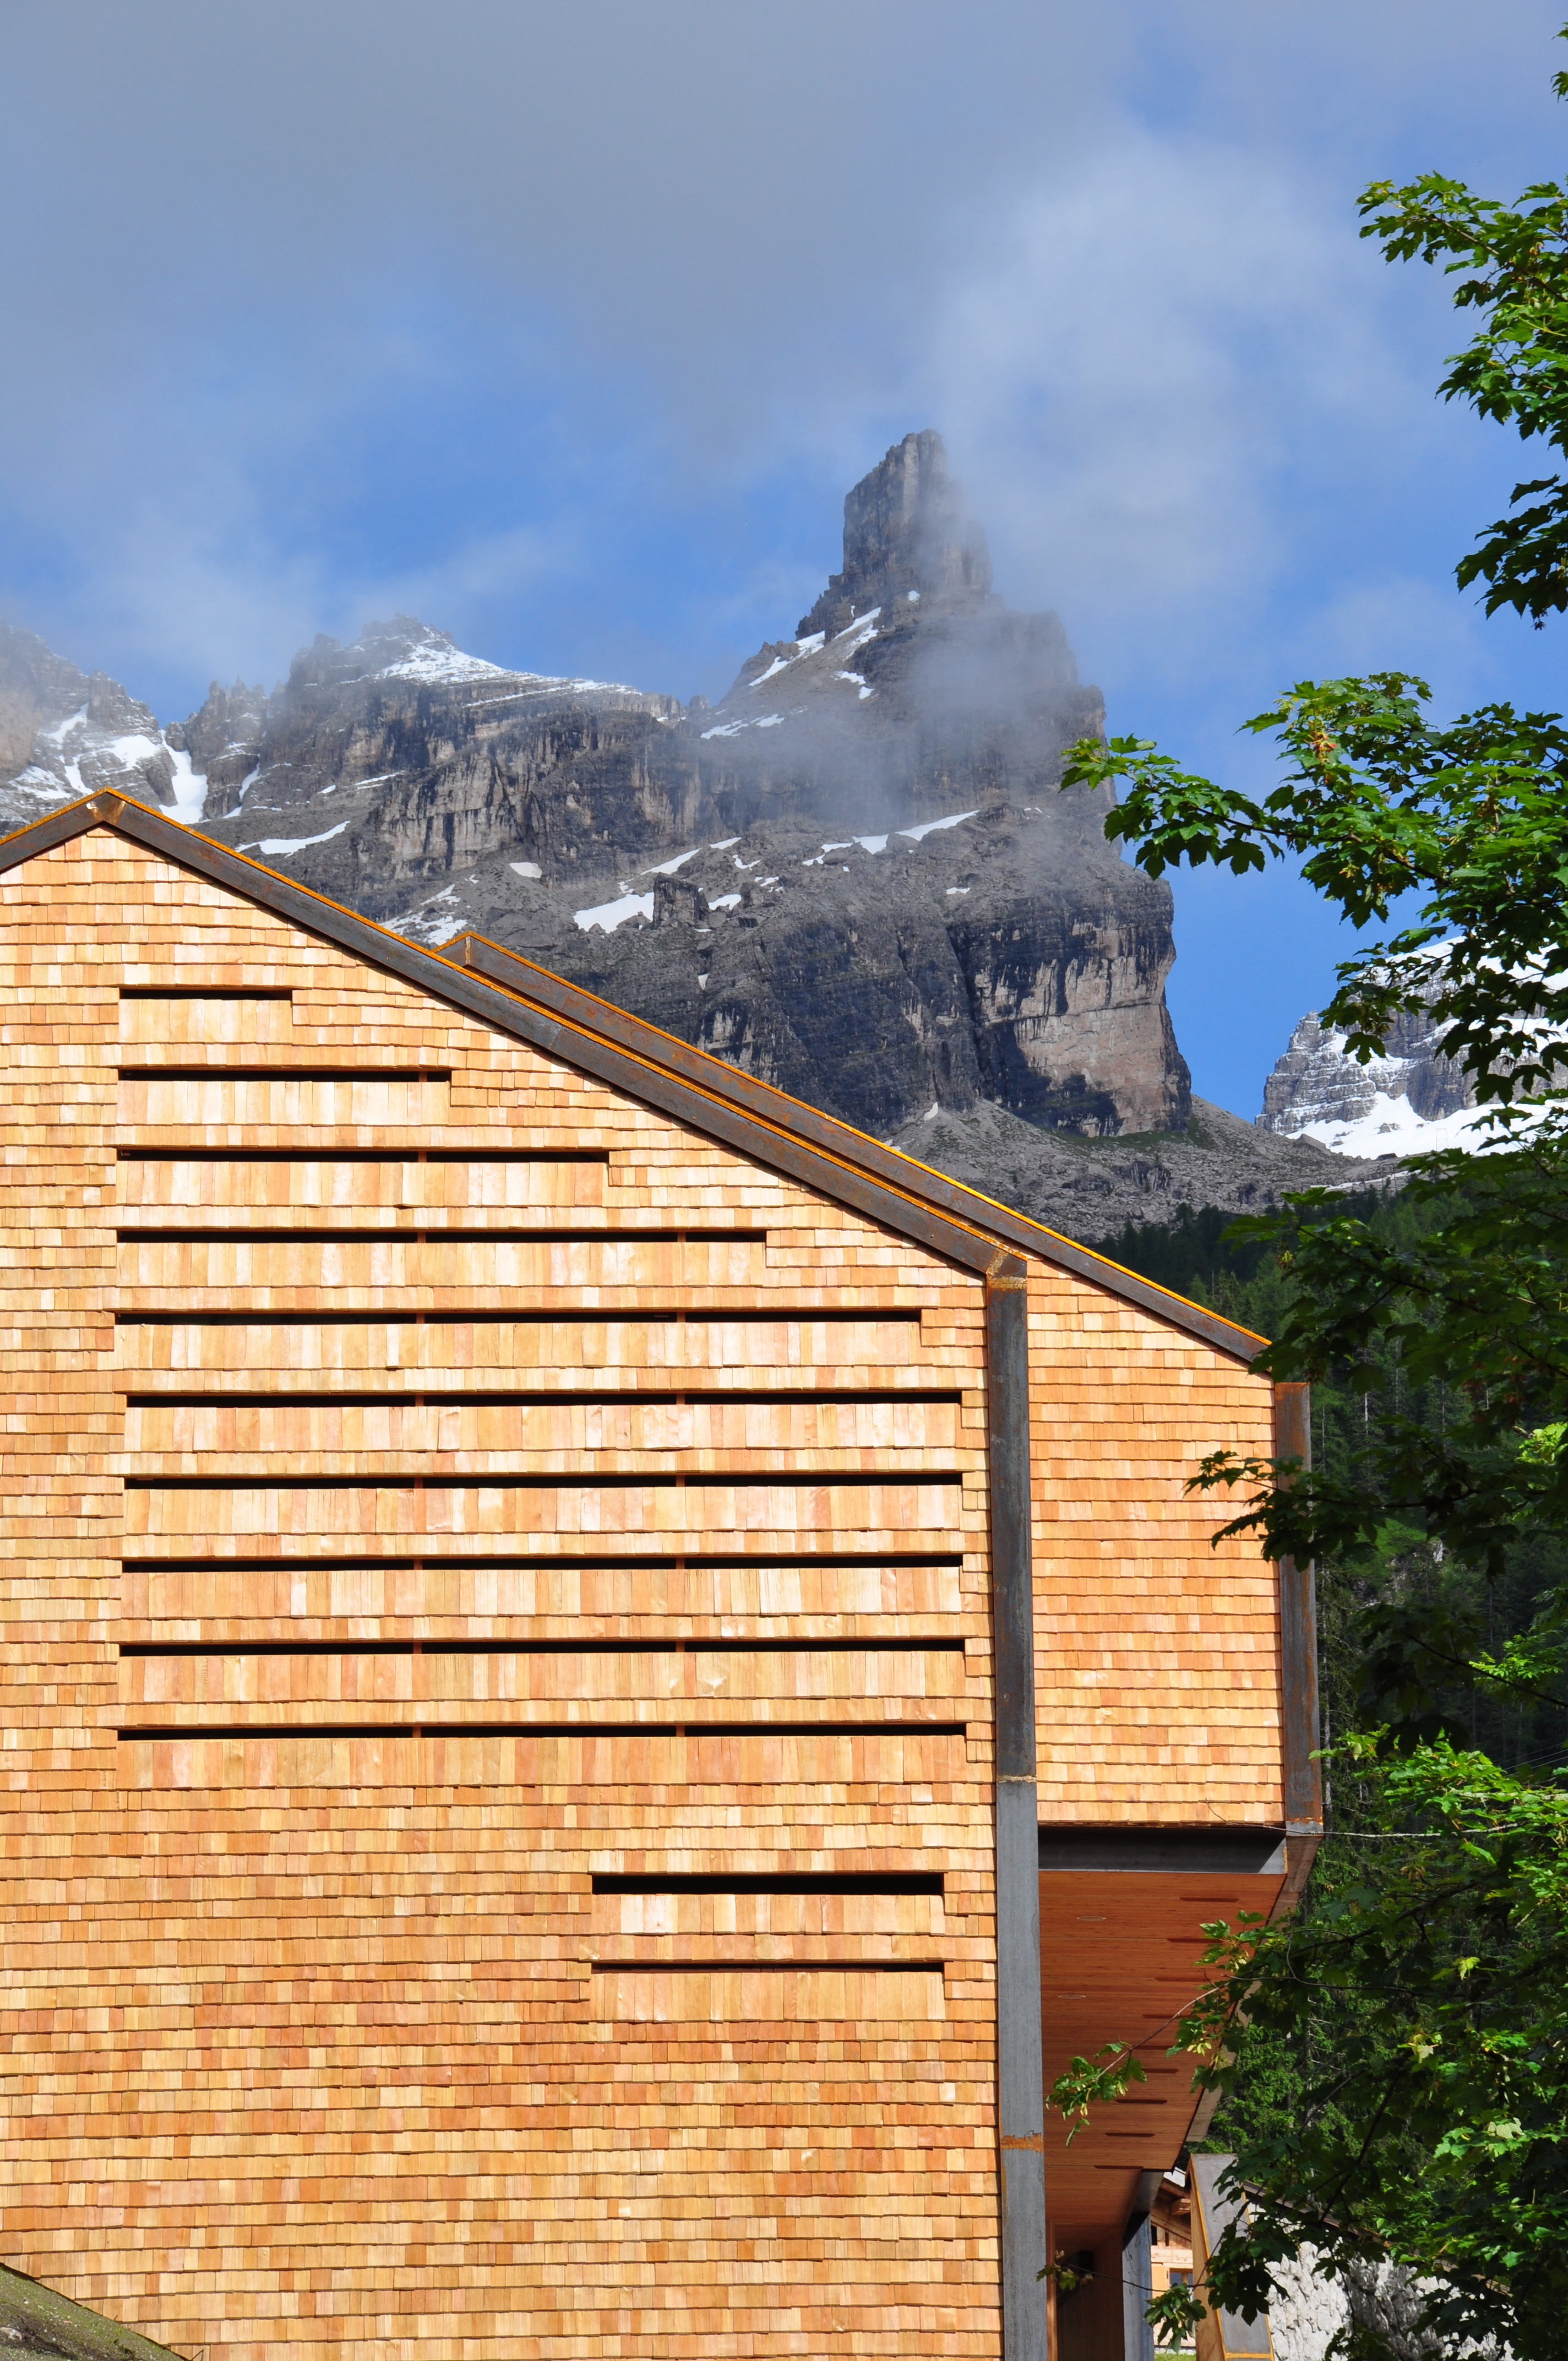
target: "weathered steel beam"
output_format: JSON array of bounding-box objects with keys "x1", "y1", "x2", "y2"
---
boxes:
[
  {"x1": 1121, "y1": 2208, "x2": 1155, "y2": 2361},
  {"x1": 988, "y1": 1249, "x2": 1047, "y2": 2361},
  {"x1": 1273, "y1": 1381, "x2": 1324, "y2": 1895},
  {"x1": 458, "y1": 932, "x2": 1267, "y2": 1363}
]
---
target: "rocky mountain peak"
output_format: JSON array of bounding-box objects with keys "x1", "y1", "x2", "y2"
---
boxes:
[
  {"x1": 1257, "y1": 994, "x2": 1480, "y2": 1157},
  {"x1": 0, "y1": 616, "x2": 189, "y2": 821},
  {"x1": 0, "y1": 436, "x2": 1217, "y2": 1205},
  {"x1": 288, "y1": 616, "x2": 514, "y2": 693},
  {"x1": 797, "y1": 430, "x2": 993, "y2": 638}
]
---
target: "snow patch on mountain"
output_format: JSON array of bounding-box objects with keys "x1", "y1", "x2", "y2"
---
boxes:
[
  {"x1": 464, "y1": 676, "x2": 640, "y2": 706},
  {"x1": 378, "y1": 636, "x2": 510, "y2": 686},
  {"x1": 385, "y1": 885, "x2": 470, "y2": 946},
  {"x1": 575, "y1": 890, "x2": 655, "y2": 932},
  {"x1": 1258, "y1": 1007, "x2": 1479, "y2": 1157},
  {"x1": 1282, "y1": 1089, "x2": 1500, "y2": 1158},
  {"x1": 1259, "y1": 998, "x2": 1566, "y2": 1159},
  {"x1": 0, "y1": 622, "x2": 190, "y2": 825},
  {"x1": 900, "y1": 808, "x2": 979, "y2": 843},
  {"x1": 700, "y1": 712, "x2": 785, "y2": 740},
  {"x1": 165, "y1": 746, "x2": 209, "y2": 825},
  {"x1": 241, "y1": 822, "x2": 349, "y2": 856}
]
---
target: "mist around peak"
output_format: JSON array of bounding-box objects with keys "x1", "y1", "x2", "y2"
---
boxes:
[{"x1": 0, "y1": 432, "x2": 1199, "y2": 1172}]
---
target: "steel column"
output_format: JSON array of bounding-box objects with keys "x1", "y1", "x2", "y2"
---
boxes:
[
  {"x1": 988, "y1": 1251, "x2": 1047, "y2": 2361},
  {"x1": 1272, "y1": 1383, "x2": 1324, "y2": 1850}
]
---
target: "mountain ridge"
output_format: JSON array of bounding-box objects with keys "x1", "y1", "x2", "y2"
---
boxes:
[
  {"x1": 129, "y1": 436, "x2": 1201, "y2": 1147},
  {"x1": 0, "y1": 432, "x2": 1405, "y2": 1238}
]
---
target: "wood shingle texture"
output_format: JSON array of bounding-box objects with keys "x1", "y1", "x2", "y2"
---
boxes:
[{"x1": 0, "y1": 798, "x2": 1306, "y2": 2361}]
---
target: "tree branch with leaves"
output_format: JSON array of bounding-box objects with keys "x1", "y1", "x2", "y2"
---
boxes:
[{"x1": 1044, "y1": 25, "x2": 1568, "y2": 2356}]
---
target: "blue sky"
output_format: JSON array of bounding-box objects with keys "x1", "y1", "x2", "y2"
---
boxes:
[{"x1": 3, "y1": 0, "x2": 1566, "y2": 1117}]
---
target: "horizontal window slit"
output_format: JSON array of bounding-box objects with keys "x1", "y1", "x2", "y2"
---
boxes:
[
  {"x1": 117, "y1": 1065, "x2": 451, "y2": 1081},
  {"x1": 118, "y1": 1637, "x2": 966, "y2": 1658},
  {"x1": 122, "y1": 1471, "x2": 965, "y2": 1491},
  {"x1": 122, "y1": 1388, "x2": 965, "y2": 1408},
  {"x1": 115, "y1": 1149, "x2": 609, "y2": 1166},
  {"x1": 116, "y1": 1721, "x2": 967, "y2": 1740},
  {"x1": 114, "y1": 1306, "x2": 924, "y2": 1326},
  {"x1": 124, "y1": 1641, "x2": 416, "y2": 1657},
  {"x1": 593, "y1": 1873, "x2": 944, "y2": 1896},
  {"x1": 116, "y1": 1236, "x2": 771, "y2": 1252},
  {"x1": 591, "y1": 1960, "x2": 945, "y2": 1974},
  {"x1": 118, "y1": 987, "x2": 296, "y2": 1002},
  {"x1": 120, "y1": 1548, "x2": 963, "y2": 1573}
]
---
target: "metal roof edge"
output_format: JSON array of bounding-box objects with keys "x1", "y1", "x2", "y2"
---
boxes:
[
  {"x1": 0, "y1": 795, "x2": 1267, "y2": 1354},
  {"x1": 0, "y1": 796, "x2": 998, "y2": 1274},
  {"x1": 458, "y1": 934, "x2": 1268, "y2": 1363}
]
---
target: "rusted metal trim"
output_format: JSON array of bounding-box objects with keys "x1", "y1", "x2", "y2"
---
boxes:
[
  {"x1": 1, "y1": 798, "x2": 999, "y2": 1275},
  {"x1": 0, "y1": 801, "x2": 1288, "y2": 1352},
  {"x1": 0, "y1": 797, "x2": 106, "y2": 870},
  {"x1": 988, "y1": 1250, "x2": 1047, "y2": 2361},
  {"x1": 458, "y1": 933, "x2": 1268, "y2": 1362}
]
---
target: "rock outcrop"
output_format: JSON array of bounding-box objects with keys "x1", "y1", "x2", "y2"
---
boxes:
[
  {"x1": 886, "y1": 1094, "x2": 1397, "y2": 1241},
  {"x1": 796, "y1": 426, "x2": 993, "y2": 635},
  {"x1": 174, "y1": 433, "x2": 1193, "y2": 1140},
  {"x1": 1, "y1": 431, "x2": 1415, "y2": 1243},
  {"x1": 0, "y1": 619, "x2": 193, "y2": 825},
  {"x1": 1258, "y1": 1000, "x2": 1483, "y2": 1157}
]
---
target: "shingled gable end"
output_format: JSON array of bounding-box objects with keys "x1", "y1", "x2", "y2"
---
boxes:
[{"x1": 0, "y1": 795, "x2": 1320, "y2": 2361}]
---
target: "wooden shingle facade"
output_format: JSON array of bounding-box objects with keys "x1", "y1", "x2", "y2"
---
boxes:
[{"x1": 0, "y1": 797, "x2": 1320, "y2": 2361}]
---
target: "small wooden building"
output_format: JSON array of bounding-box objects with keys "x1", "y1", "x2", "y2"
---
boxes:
[{"x1": 0, "y1": 796, "x2": 1320, "y2": 2361}]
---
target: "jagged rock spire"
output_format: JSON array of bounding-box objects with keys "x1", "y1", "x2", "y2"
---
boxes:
[{"x1": 797, "y1": 430, "x2": 993, "y2": 638}]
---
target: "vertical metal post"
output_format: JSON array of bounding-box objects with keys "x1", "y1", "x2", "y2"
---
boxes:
[
  {"x1": 988, "y1": 1250, "x2": 1047, "y2": 2361},
  {"x1": 1272, "y1": 1383, "x2": 1324, "y2": 1840}
]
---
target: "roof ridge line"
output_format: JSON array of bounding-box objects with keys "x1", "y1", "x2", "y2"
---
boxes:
[
  {"x1": 451, "y1": 932, "x2": 1267, "y2": 1361},
  {"x1": 0, "y1": 792, "x2": 1266, "y2": 1358}
]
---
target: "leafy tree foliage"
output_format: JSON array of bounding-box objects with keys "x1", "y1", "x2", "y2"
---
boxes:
[
  {"x1": 1053, "y1": 1747, "x2": 1568, "y2": 2358},
  {"x1": 1076, "y1": 674, "x2": 1568, "y2": 1108},
  {"x1": 1359, "y1": 45, "x2": 1568, "y2": 624},
  {"x1": 1047, "y1": 29, "x2": 1568, "y2": 2354}
]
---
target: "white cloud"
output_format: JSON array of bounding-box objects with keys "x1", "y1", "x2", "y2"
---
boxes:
[{"x1": 922, "y1": 131, "x2": 1433, "y2": 684}]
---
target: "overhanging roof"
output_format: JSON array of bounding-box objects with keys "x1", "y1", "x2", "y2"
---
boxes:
[{"x1": 0, "y1": 792, "x2": 1266, "y2": 1359}]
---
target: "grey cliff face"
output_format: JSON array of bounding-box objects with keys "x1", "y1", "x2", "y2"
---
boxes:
[
  {"x1": 796, "y1": 427, "x2": 993, "y2": 637},
  {"x1": 175, "y1": 436, "x2": 1191, "y2": 1141},
  {"x1": 0, "y1": 619, "x2": 183, "y2": 825},
  {"x1": 0, "y1": 432, "x2": 1275, "y2": 1238},
  {"x1": 1259, "y1": 1000, "x2": 1476, "y2": 1141}
]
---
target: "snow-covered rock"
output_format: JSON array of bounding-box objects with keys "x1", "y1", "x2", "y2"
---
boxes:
[
  {"x1": 0, "y1": 619, "x2": 199, "y2": 827},
  {"x1": 1257, "y1": 1003, "x2": 1487, "y2": 1157}
]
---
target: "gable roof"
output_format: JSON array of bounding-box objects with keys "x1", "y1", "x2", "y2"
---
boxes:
[{"x1": 0, "y1": 791, "x2": 1265, "y2": 1359}]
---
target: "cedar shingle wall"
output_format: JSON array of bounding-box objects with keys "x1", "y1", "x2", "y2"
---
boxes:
[
  {"x1": 0, "y1": 835, "x2": 999, "y2": 2361},
  {"x1": 0, "y1": 830, "x2": 1280, "y2": 2359},
  {"x1": 1030, "y1": 1272, "x2": 1280, "y2": 1821}
]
